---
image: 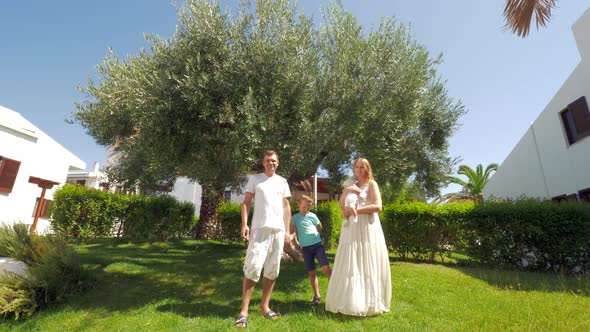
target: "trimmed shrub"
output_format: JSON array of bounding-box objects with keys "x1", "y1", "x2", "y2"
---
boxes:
[
  {"x1": 466, "y1": 199, "x2": 590, "y2": 274},
  {"x1": 217, "y1": 202, "x2": 243, "y2": 243},
  {"x1": 50, "y1": 184, "x2": 114, "y2": 238},
  {"x1": 50, "y1": 185, "x2": 195, "y2": 242},
  {"x1": 381, "y1": 201, "x2": 473, "y2": 261},
  {"x1": 315, "y1": 201, "x2": 342, "y2": 250}
]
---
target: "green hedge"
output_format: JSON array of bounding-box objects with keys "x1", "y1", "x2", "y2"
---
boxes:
[
  {"x1": 381, "y1": 201, "x2": 473, "y2": 261},
  {"x1": 315, "y1": 201, "x2": 342, "y2": 250},
  {"x1": 217, "y1": 202, "x2": 244, "y2": 243},
  {"x1": 465, "y1": 199, "x2": 590, "y2": 274},
  {"x1": 377, "y1": 199, "x2": 590, "y2": 274},
  {"x1": 50, "y1": 184, "x2": 195, "y2": 242}
]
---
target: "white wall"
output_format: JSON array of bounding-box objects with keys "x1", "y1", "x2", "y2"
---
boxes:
[
  {"x1": 169, "y1": 177, "x2": 202, "y2": 216},
  {"x1": 484, "y1": 8, "x2": 590, "y2": 200},
  {"x1": 0, "y1": 106, "x2": 85, "y2": 232},
  {"x1": 169, "y1": 176, "x2": 249, "y2": 217}
]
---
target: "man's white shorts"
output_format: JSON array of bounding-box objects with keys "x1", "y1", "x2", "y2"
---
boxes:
[{"x1": 243, "y1": 228, "x2": 285, "y2": 282}]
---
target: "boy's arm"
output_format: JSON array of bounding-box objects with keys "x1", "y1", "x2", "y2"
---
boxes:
[
  {"x1": 241, "y1": 192, "x2": 253, "y2": 240},
  {"x1": 315, "y1": 215, "x2": 323, "y2": 232},
  {"x1": 316, "y1": 222, "x2": 322, "y2": 232}
]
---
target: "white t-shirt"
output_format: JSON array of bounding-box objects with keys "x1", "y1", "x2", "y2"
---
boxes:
[{"x1": 246, "y1": 173, "x2": 291, "y2": 231}]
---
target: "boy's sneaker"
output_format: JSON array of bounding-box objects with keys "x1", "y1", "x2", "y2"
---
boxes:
[{"x1": 311, "y1": 296, "x2": 320, "y2": 305}]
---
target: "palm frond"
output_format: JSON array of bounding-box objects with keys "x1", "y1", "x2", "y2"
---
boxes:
[{"x1": 503, "y1": 0, "x2": 556, "y2": 37}]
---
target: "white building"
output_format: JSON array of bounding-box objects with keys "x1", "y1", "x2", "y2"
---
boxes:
[
  {"x1": 0, "y1": 105, "x2": 85, "y2": 233},
  {"x1": 66, "y1": 161, "x2": 107, "y2": 191},
  {"x1": 484, "y1": 8, "x2": 590, "y2": 202},
  {"x1": 169, "y1": 177, "x2": 240, "y2": 217}
]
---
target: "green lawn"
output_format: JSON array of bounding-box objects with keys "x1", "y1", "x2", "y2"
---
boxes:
[{"x1": 2, "y1": 239, "x2": 589, "y2": 331}]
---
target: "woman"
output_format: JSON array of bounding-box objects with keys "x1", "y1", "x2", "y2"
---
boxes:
[{"x1": 325, "y1": 157, "x2": 391, "y2": 316}]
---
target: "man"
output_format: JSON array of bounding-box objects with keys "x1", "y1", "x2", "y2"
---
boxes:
[{"x1": 235, "y1": 150, "x2": 291, "y2": 328}]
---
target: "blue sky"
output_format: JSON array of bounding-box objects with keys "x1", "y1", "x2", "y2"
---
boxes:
[{"x1": 1, "y1": 1, "x2": 589, "y2": 194}]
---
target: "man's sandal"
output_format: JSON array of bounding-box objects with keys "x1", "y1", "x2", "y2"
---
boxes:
[
  {"x1": 263, "y1": 310, "x2": 278, "y2": 320},
  {"x1": 235, "y1": 315, "x2": 248, "y2": 328}
]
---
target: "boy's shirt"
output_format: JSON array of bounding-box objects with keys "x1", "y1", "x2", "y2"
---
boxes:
[{"x1": 292, "y1": 212, "x2": 322, "y2": 247}]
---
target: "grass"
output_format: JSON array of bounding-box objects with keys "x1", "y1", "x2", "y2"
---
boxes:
[{"x1": 1, "y1": 239, "x2": 589, "y2": 331}]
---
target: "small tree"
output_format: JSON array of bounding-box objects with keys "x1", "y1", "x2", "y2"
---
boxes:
[{"x1": 443, "y1": 163, "x2": 498, "y2": 202}]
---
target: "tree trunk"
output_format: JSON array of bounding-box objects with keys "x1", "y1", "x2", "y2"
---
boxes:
[
  {"x1": 195, "y1": 188, "x2": 223, "y2": 239},
  {"x1": 282, "y1": 235, "x2": 304, "y2": 262}
]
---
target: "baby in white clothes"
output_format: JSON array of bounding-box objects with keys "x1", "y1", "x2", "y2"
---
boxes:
[{"x1": 342, "y1": 180, "x2": 367, "y2": 227}]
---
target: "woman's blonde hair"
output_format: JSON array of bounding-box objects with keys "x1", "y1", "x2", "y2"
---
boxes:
[{"x1": 353, "y1": 157, "x2": 374, "y2": 182}]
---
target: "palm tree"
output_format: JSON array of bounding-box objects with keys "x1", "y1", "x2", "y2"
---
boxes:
[
  {"x1": 503, "y1": 0, "x2": 557, "y2": 37},
  {"x1": 441, "y1": 163, "x2": 499, "y2": 202}
]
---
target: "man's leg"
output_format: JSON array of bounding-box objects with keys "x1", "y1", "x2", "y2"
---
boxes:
[
  {"x1": 260, "y1": 277, "x2": 276, "y2": 314},
  {"x1": 240, "y1": 276, "x2": 256, "y2": 317}
]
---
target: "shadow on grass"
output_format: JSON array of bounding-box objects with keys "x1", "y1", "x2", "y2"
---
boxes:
[
  {"x1": 67, "y1": 239, "x2": 248, "y2": 317},
  {"x1": 453, "y1": 265, "x2": 590, "y2": 297}
]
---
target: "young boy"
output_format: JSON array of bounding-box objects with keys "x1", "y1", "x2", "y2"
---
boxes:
[{"x1": 291, "y1": 194, "x2": 332, "y2": 305}]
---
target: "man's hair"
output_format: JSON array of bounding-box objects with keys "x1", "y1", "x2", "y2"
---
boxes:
[
  {"x1": 262, "y1": 149, "x2": 278, "y2": 160},
  {"x1": 299, "y1": 194, "x2": 313, "y2": 204}
]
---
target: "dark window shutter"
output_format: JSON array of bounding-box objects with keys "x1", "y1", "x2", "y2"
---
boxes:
[
  {"x1": 560, "y1": 110, "x2": 575, "y2": 145},
  {"x1": 569, "y1": 96, "x2": 590, "y2": 135},
  {"x1": 0, "y1": 157, "x2": 21, "y2": 193}
]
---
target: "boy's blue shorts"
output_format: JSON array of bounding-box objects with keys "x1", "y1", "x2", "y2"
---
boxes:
[{"x1": 302, "y1": 242, "x2": 330, "y2": 271}]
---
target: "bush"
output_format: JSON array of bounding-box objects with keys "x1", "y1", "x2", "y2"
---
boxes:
[
  {"x1": 315, "y1": 201, "x2": 342, "y2": 250},
  {"x1": 217, "y1": 202, "x2": 244, "y2": 243},
  {"x1": 466, "y1": 199, "x2": 590, "y2": 274},
  {"x1": 381, "y1": 201, "x2": 473, "y2": 262},
  {"x1": 50, "y1": 185, "x2": 195, "y2": 242},
  {"x1": 0, "y1": 224, "x2": 92, "y2": 320},
  {"x1": 50, "y1": 184, "x2": 114, "y2": 238}
]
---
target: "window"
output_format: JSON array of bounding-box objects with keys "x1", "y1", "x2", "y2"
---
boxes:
[
  {"x1": 0, "y1": 156, "x2": 21, "y2": 193},
  {"x1": 32, "y1": 198, "x2": 52, "y2": 219},
  {"x1": 76, "y1": 179, "x2": 86, "y2": 186},
  {"x1": 560, "y1": 96, "x2": 590, "y2": 145}
]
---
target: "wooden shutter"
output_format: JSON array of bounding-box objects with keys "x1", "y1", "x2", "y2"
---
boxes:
[
  {"x1": 563, "y1": 96, "x2": 590, "y2": 144},
  {"x1": 0, "y1": 157, "x2": 21, "y2": 193},
  {"x1": 32, "y1": 198, "x2": 52, "y2": 218}
]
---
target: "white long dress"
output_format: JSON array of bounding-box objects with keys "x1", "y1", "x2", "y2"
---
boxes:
[{"x1": 325, "y1": 182, "x2": 392, "y2": 316}]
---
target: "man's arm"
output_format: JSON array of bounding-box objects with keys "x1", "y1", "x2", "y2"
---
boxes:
[
  {"x1": 283, "y1": 197, "x2": 292, "y2": 244},
  {"x1": 241, "y1": 192, "x2": 253, "y2": 240}
]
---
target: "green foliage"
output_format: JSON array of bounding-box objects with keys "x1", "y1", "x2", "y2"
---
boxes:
[
  {"x1": 381, "y1": 201, "x2": 474, "y2": 261},
  {"x1": 315, "y1": 201, "x2": 342, "y2": 250},
  {"x1": 215, "y1": 201, "x2": 246, "y2": 244},
  {"x1": 50, "y1": 185, "x2": 195, "y2": 242},
  {"x1": 466, "y1": 199, "x2": 590, "y2": 274},
  {"x1": 0, "y1": 224, "x2": 92, "y2": 320},
  {"x1": 380, "y1": 199, "x2": 590, "y2": 274},
  {"x1": 50, "y1": 184, "x2": 114, "y2": 238},
  {"x1": 75, "y1": 0, "x2": 464, "y2": 237},
  {"x1": 445, "y1": 163, "x2": 498, "y2": 201},
  {"x1": 0, "y1": 224, "x2": 35, "y2": 265},
  {"x1": 4, "y1": 239, "x2": 590, "y2": 330},
  {"x1": 0, "y1": 276, "x2": 37, "y2": 320}
]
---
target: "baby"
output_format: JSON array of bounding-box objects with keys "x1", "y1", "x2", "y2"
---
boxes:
[{"x1": 342, "y1": 180, "x2": 367, "y2": 227}]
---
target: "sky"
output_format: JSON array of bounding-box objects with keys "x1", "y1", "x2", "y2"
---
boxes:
[{"x1": 1, "y1": 0, "x2": 589, "y2": 195}]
